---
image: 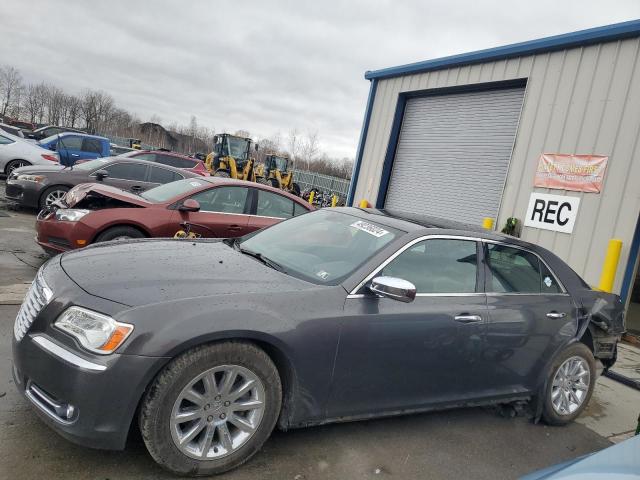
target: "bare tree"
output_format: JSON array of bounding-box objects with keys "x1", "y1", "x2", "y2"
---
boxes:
[
  {"x1": 0, "y1": 65, "x2": 23, "y2": 117},
  {"x1": 65, "y1": 94, "x2": 82, "y2": 127},
  {"x1": 299, "y1": 130, "x2": 319, "y2": 170}
]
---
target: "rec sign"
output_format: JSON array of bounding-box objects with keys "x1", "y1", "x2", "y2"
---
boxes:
[{"x1": 524, "y1": 192, "x2": 580, "y2": 234}]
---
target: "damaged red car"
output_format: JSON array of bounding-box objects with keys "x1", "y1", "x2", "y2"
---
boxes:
[{"x1": 35, "y1": 177, "x2": 313, "y2": 254}]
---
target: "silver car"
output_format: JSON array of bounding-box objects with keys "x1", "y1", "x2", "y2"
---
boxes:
[{"x1": 0, "y1": 131, "x2": 60, "y2": 175}]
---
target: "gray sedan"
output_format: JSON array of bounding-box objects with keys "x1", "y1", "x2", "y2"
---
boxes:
[
  {"x1": 5, "y1": 157, "x2": 200, "y2": 209},
  {"x1": 11, "y1": 208, "x2": 624, "y2": 476}
]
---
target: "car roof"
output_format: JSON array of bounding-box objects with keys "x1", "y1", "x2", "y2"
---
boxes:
[
  {"x1": 86, "y1": 157, "x2": 201, "y2": 176},
  {"x1": 54, "y1": 132, "x2": 109, "y2": 141},
  {"x1": 192, "y1": 177, "x2": 314, "y2": 205}
]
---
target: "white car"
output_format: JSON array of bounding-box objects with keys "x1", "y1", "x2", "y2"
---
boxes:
[{"x1": 0, "y1": 130, "x2": 60, "y2": 175}]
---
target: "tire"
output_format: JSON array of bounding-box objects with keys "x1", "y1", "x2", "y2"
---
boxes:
[
  {"x1": 5, "y1": 159, "x2": 31, "y2": 175},
  {"x1": 268, "y1": 178, "x2": 280, "y2": 189},
  {"x1": 39, "y1": 185, "x2": 70, "y2": 209},
  {"x1": 94, "y1": 225, "x2": 146, "y2": 243},
  {"x1": 256, "y1": 177, "x2": 268, "y2": 185},
  {"x1": 214, "y1": 170, "x2": 230, "y2": 178},
  {"x1": 139, "y1": 342, "x2": 282, "y2": 476},
  {"x1": 291, "y1": 182, "x2": 301, "y2": 196},
  {"x1": 542, "y1": 343, "x2": 596, "y2": 426}
]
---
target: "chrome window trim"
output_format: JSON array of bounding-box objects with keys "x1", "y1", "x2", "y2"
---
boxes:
[
  {"x1": 348, "y1": 234, "x2": 568, "y2": 297},
  {"x1": 349, "y1": 234, "x2": 482, "y2": 295},
  {"x1": 31, "y1": 335, "x2": 107, "y2": 372}
]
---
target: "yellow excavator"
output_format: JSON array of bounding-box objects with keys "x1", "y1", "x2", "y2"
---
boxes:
[
  {"x1": 205, "y1": 133, "x2": 258, "y2": 181},
  {"x1": 255, "y1": 154, "x2": 301, "y2": 196}
]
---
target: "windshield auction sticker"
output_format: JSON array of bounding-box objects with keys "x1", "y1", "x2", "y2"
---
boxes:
[{"x1": 350, "y1": 220, "x2": 389, "y2": 237}]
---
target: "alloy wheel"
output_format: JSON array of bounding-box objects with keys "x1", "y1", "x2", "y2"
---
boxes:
[
  {"x1": 170, "y1": 364, "x2": 266, "y2": 460},
  {"x1": 7, "y1": 160, "x2": 28, "y2": 175},
  {"x1": 45, "y1": 189, "x2": 67, "y2": 206},
  {"x1": 550, "y1": 356, "x2": 590, "y2": 415}
]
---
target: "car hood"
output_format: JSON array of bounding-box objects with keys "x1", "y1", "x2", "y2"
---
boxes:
[
  {"x1": 64, "y1": 183, "x2": 152, "y2": 208},
  {"x1": 59, "y1": 239, "x2": 314, "y2": 306},
  {"x1": 12, "y1": 164, "x2": 65, "y2": 174}
]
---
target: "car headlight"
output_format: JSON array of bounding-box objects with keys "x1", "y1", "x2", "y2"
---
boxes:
[
  {"x1": 55, "y1": 209, "x2": 90, "y2": 221},
  {"x1": 16, "y1": 174, "x2": 46, "y2": 183},
  {"x1": 54, "y1": 307, "x2": 134, "y2": 355}
]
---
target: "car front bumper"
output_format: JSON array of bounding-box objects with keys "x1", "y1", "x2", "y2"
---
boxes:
[
  {"x1": 4, "y1": 179, "x2": 41, "y2": 209},
  {"x1": 12, "y1": 331, "x2": 165, "y2": 450},
  {"x1": 35, "y1": 213, "x2": 94, "y2": 254}
]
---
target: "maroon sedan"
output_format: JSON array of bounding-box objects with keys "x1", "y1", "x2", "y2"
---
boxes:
[
  {"x1": 120, "y1": 150, "x2": 209, "y2": 176},
  {"x1": 35, "y1": 177, "x2": 313, "y2": 254}
]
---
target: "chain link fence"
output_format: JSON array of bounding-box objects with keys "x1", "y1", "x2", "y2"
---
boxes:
[{"x1": 292, "y1": 169, "x2": 350, "y2": 200}]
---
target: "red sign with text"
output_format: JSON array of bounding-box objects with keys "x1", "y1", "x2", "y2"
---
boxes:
[{"x1": 534, "y1": 154, "x2": 608, "y2": 193}]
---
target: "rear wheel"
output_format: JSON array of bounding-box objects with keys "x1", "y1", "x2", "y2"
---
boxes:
[
  {"x1": 542, "y1": 343, "x2": 595, "y2": 425},
  {"x1": 140, "y1": 342, "x2": 282, "y2": 476},
  {"x1": 214, "y1": 170, "x2": 230, "y2": 178},
  {"x1": 94, "y1": 225, "x2": 146, "y2": 243},
  {"x1": 39, "y1": 185, "x2": 70, "y2": 209},
  {"x1": 5, "y1": 159, "x2": 31, "y2": 175},
  {"x1": 291, "y1": 182, "x2": 301, "y2": 196},
  {"x1": 256, "y1": 177, "x2": 268, "y2": 185}
]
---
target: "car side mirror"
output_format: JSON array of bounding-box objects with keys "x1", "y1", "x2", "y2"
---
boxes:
[
  {"x1": 95, "y1": 170, "x2": 109, "y2": 181},
  {"x1": 254, "y1": 143, "x2": 259, "y2": 151},
  {"x1": 213, "y1": 135, "x2": 218, "y2": 144},
  {"x1": 369, "y1": 276, "x2": 416, "y2": 303},
  {"x1": 179, "y1": 198, "x2": 201, "y2": 212}
]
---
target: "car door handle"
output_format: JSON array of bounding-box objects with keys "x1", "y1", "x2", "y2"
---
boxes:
[
  {"x1": 454, "y1": 315, "x2": 483, "y2": 324},
  {"x1": 228, "y1": 225, "x2": 242, "y2": 231},
  {"x1": 546, "y1": 311, "x2": 567, "y2": 319}
]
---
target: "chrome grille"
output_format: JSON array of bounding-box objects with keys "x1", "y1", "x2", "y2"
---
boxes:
[{"x1": 14, "y1": 269, "x2": 52, "y2": 341}]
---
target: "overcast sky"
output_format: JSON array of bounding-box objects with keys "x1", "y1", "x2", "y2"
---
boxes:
[{"x1": 2, "y1": 0, "x2": 639, "y2": 158}]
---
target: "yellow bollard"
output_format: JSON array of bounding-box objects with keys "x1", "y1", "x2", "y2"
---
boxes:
[
  {"x1": 598, "y1": 239, "x2": 623, "y2": 293},
  {"x1": 359, "y1": 199, "x2": 370, "y2": 208},
  {"x1": 308, "y1": 190, "x2": 315, "y2": 205},
  {"x1": 482, "y1": 217, "x2": 494, "y2": 230},
  {"x1": 331, "y1": 195, "x2": 338, "y2": 207}
]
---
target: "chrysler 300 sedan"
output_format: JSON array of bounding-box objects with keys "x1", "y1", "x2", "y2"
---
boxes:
[{"x1": 12, "y1": 209, "x2": 624, "y2": 476}]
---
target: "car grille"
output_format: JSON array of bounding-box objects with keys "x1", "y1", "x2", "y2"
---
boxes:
[{"x1": 14, "y1": 269, "x2": 52, "y2": 342}]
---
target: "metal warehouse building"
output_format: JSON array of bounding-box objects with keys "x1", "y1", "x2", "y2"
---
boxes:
[{"x1": 348, "y1": 20, "x2": 640, "y2": 332}]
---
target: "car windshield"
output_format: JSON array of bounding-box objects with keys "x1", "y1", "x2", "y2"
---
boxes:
[
  {"x1": 140, "y1": 178, "x2": 208, "y2": 203},
  {"x1": 72, "y1": 158, "x2": 111, "y2": 171},
  {"x1": 225, "y1": 136, "x2": 248, "y2": 159},
  {"x1": 238, "y1": 210, "x2": 403, "y2": 285}
]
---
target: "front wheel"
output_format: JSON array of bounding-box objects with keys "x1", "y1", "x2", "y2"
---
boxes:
[
  {"x1": 214, "y1": 170, "x2": 231, "y2": 178},
  {"x1": 291, "y1": 182, "x2": 301, "y2": 196},
  {"x1": 39, "y1": 185, "x2": 70, "y2": 209},
  {"x1": 94, "y1": 225, "x2": 146, "y2": 243},
  {"x1": 140, "y1": 342, "x2": 282, "y2": 476},
  {"x1": 542, "y1": 343, "x2": 595, "y2": 425}
]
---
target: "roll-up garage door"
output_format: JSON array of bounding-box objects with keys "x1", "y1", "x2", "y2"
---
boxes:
[{"x1": 384, "y1": 87, "x2": 525, "y2": 225}]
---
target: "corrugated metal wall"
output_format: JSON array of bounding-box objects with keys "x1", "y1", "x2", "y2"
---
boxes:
[{"x1": 354, "y1": 37, "x2": 640, "y2": 293}]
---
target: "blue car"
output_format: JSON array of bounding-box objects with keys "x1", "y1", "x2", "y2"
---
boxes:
[
  {"x1": 521, "y1": 434, "x2": 640, "y2": 479},
  {"x1": 38, "y1": 132, "x2": 110, "y2": 166}
]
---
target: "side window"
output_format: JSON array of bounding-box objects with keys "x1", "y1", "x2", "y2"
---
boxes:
[
  {"x1": 486, "y1": 244, "x2": 541, "y2": 293},
  {"x1": 58, "y1": 136, "x2": 83, "y2": 150},
  {"x1": 148, "y1": 166, "x2": 180, "y2": 184},
  {"x1": 0, "y1": 134, "x2": 14, "y2": 145},
  {"x1": 256, "y1": 189, "x2": 295, "y2": 218},
  {"x1": 191, "y1": 187, "x2": 248, "y2": 214},
  {"x1": 381, "y1": 239, "x2": 478, "y2": 293},
  {"x1": 82, "y1": 138, "x2": 103, "y2": 154},
  {"x1": 102, "y1": 163, "x2": 148, "y2": 181},
  {"x1": 157, "y1": 155, "x2": 194, "y2": 168},
  {"x1": 293, "y1": 201, "x2": 309, "y2": 217}
]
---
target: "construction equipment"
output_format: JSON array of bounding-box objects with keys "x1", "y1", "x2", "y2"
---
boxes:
[
  {"x1": 256, "y1": 154, "x2": 301, "y2": 196},
  {"x1": 205, "y1": 133, "x2": 258, "y2": 181}
]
